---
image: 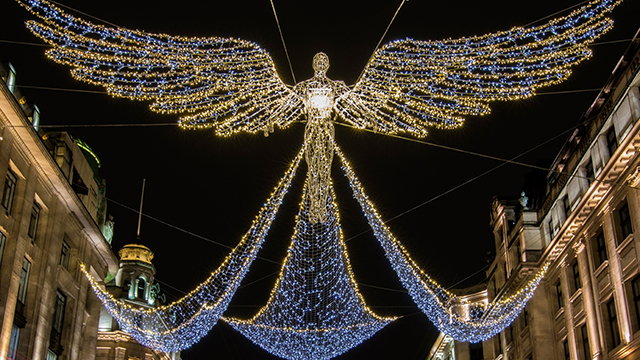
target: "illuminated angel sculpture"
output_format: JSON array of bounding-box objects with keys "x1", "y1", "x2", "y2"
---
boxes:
[
  {"x1": 17, "y1": 0, "x2": 620, "y2": 356},
  {"x1": 18, "y1": 0, "x2": 620, "y2": 223}
]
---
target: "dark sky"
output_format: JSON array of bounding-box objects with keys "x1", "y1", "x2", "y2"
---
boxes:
[{"x1": 2, "y1": 0, "x2": 640, "y2": 359}]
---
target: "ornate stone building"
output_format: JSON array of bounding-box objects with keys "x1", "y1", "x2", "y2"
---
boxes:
[
  {"x1": 428, "y1": 29, "x2": 640, "y2": 360},
  {"x1": 0, "y1": 61, "x2": 119, "y2": 360},
  {"x1": 95, "y1": 242, "x2": 181, "y2": 360}
]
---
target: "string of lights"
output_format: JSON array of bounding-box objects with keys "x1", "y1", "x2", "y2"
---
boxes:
[
  {"x1": 18, "y1": 0, "x2": 622, "y2": 223},
  {"x1": 17, "y1": 0, "x2": 620, "y2": 139},
  {"x1": 339, "y1": 0, "x2": 621, "y2": 137},
  {"x1": 336, "y1": 145, "x2": 549, "y2": 342},
  {"x1": 17, "y1": 0, "x2": 301, "y2": 136},
  {"x1": 224, "y1": 178, "x2": 395, "y2": 360},
  {"x1": 15, "y1": 0, "x2": 624, "y2": 353},
  {"x1": 81, "y1": 147, "x2": 304, "y2": 352}
]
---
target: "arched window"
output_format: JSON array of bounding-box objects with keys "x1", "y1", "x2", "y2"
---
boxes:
[{"x1": 137, "y1": 277, "x2": 146, "y2": 300}]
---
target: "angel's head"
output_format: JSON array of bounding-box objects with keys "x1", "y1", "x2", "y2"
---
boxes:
[{"x1": 313, "y1": 52, "x2": 329, "y2": 76}]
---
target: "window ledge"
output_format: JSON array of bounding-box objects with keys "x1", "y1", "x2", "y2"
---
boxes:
[
  {"x1": 554, "y1": 307, "x2": 565, "y2": 320},
  {"x1": 616, "y1": 233, "x2": 634, "y2": 253},
  {"x1": 570, "y1": 288, "x2": 583, "y2": 303},
  {"x1": 594, "y1": 260, "x2": 610, "y2": 277}
]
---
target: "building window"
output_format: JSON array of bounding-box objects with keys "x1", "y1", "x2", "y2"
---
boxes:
[
  {"x1": 631, "y1": 277, "x2": 640, "y2": 333},
  {"x1": 563, "y1": 339, "x2": 570, "y2": 360},
  {"x1": 52, "y1": 291, "x2": 66, "y2": 334},
  {"x1": 571, "y1": 261, "x2": 582, "y2": 294},
  {"x1": 549, "y1": 219, "x2": 557, "y2": 240},
  {"x1": 17, "y1": 258, "x2": 31, "y2": 311},
  {"x1": 614, "y1": 201, "x2": 633, "y2": 245},
  {"x1": 54, "y1": 142, "x2": 71, "y2": 178},
  {"x1": 522, "y1": 305, "x2": 529, "y2": 328},
  {"x1": 31, "y1": 105, "x2": 40, "y2": 131},
  {"x1": 48, "y1": 291, "x2": 66, "y2": 356},
  {"x1": 59, "y1": 240, "x2": 71, "y2": 270},
  {"x1": 556, "y1": 281, "x2": 564, "y2": 309},
  {"x1": 5, "y1": 63, "x2": 17, "y2": 94},
  {"x1": 593, "y1": 228, "x2": 608, "y2": 268},
  {"x1": 137, "y1": 277, "x2": 146, "y2": 300},
  {"x1": 28, "y1": 202, "x2": 41, "y2": 240},
  {"x1": 564, "y1": 196, "x2": 572, "y2": 217},
  {"x1": 469, "y1": 341, "x2": 483, "y2": 360},
  {"x1": 8, "y1": 324, "x2": 20, "y2": 360},
  {"x1": 607, "y1": 299, "x2": 621, "y2": 349},
  {"x1": 585, "y1": 159, "x2": 594, "y2": 186},
  {"x1": 606, "y1": 127, "x2": 618, "y2": 157},
  {"x1": 505, "y1": 325, "x2": 514, "y2": 345},
  {"x1": 580, "y1": 324, "x2": 590, "y2": 360},
  {"x1": 2, "y1": 169, "x2": 17, "y2": 214},
  {"x1": 46, "y1": 349, "x2": 58, "y2": 360}
]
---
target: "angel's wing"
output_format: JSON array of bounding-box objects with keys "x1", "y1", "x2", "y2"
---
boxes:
[
  {"x1": 18, "y1": 0, "x2": 302, "y2": 136},
  {"x1": 336, "y1": 0, "x2": 621, "y2": 137}
]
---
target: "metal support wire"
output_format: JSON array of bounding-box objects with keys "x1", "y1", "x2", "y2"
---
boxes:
[{"x1": 269, "y1": 0, "x2": 296, "y2": 84}]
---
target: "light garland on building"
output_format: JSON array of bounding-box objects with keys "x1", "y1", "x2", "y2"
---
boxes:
[
  {"x1": 18, "y1": 0, "x2": 620, "y2": 222},
  {"x1": 224, "y1": 179, "x2": 395, "y2": 360},
  {"x1": 81, "y1": 147, "x2": 304, "y2": 352},
  {"x1": 336, "y1": 145, "x2": 549, "y2": 342}
]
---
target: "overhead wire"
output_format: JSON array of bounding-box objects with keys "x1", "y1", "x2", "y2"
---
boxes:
[
  {"x1": 5, "y1": 0, "x2": 633, "y2": 314},
  {"x1": 268, "y1": 0, "x2": 296, "y2": 84},
  {"x1": 523, "y1": 0, "x2": 589, "y2": 26},
  {"x1": 355, "y1": 0, "x2": 407, "y2": 84},
  {"x1": 106, "y1": 197, "x2": 282, "y2": 265},
  {"x1": 47, "y1": 0, "x2": 120, "y2": 27}
]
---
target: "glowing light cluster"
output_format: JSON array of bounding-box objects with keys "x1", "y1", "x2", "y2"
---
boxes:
[
  {"x1": 225, "y1": 178, "x2": 395, "y2": 360},
  {"x1": 17, "y1": 0, "x2": 301, "y2": 136},
  {"x1": 336, "y1": 145, "x2": 549, "y2": 342},
  {"x1": 81, "y1": 148, "x2": 304, "y2": 352},
  {"x1": 18, "y1": 0, "x2": 619, "y2": 352},
  {"x1": 18, "y1": 0, "x2": 619, "y2": 139},
  {"x1": 19, "y1": 0, "x2": 619, "y2": 222},
  {"x1": 337, "y1": 0, "x2": 620, "y2": 137}
]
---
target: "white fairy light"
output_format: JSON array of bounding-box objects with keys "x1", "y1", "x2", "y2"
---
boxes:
[
  {"x1": 18, "y1": 0, "x2": 620, "y2": 221},
  {"x1": 224, "y1": 178, "x2": 395, "y2": 360},
  {"x1": 335, "y1": 145, "x2": 549, "y2": 342},
  {"x1": 17, "y1": 0, "x2": 620, "y2": 354},
  {"x1": 81, "y1": 148, "x2": 304, "y2": 352}
]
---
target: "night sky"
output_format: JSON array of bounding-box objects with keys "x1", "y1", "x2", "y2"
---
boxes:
[{"x1": 2, "y1": 0, "x2": 640, "y2": 358}]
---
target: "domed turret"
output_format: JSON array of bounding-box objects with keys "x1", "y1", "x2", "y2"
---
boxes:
[{"x1": 115, "y1": 243, "x2": 157, "y2": 305}]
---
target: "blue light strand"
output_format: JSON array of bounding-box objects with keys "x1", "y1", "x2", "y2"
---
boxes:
[
  {"x1": 81, "y1": 147, "x2": 305, "y2": 352},
  {"x1": 335, "y1": 145, "x2": 549, "y2": 342},
  {"x1": 337, "y1": 0, "x2": 620, "y2": 137},
  {"x1": 225, "y1": 179, "x2": 395, "y2": 360},
  {"x1": 18, "y1": 0, "x2": 620, "y2": 140},
  {"x1": 17, "y1": 0, "x2": 301, "y2": 136}
]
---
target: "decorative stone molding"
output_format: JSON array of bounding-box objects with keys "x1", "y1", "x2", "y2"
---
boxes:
[
  {"x1": 627, "y1": 165, "x2": 640, "y2": 187},
  {"x1": 573, "y1": 240, "x2": 586, "y2": 254}
]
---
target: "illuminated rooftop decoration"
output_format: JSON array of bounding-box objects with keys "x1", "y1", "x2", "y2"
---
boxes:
[
  {"x1": 336, "y1": 145, "x2": 549, "y2": 342},
  {"x1": 118, "y1": 243, "x2": 154, "y2": 264},
  {"x1": 225, "y1": 179, "x2": 395, "y2": 360},
  {"x1": 81, "y1": 148, "x2": 304, "y2": 352},
  {"x1": 18, "y1": 0, "x2": 620, "y2": 222}
]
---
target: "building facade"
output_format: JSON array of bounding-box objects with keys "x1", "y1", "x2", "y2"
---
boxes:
[
  {"x1": 95, "y1": 243, "x2": 180, "y2": 360},
  {"x1": 428, "y1": 30, "x2": 640, "y2": 360},
  {"x1": 0, "y1": 61, "x2": 119, "y2": 360}
]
